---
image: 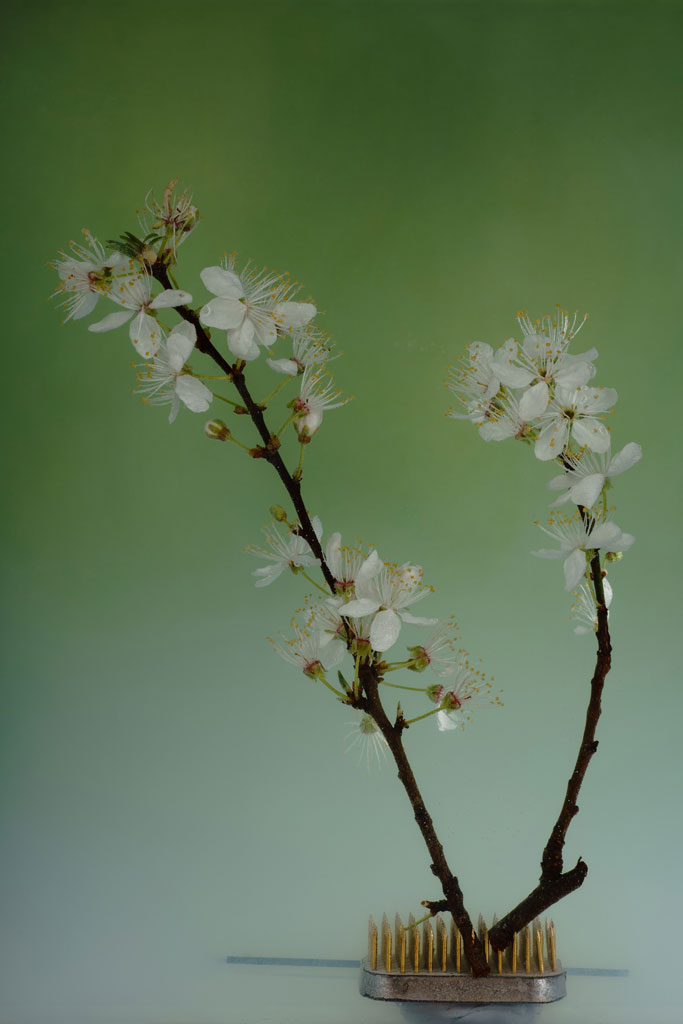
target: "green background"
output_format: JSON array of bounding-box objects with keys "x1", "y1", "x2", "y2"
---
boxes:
[{"x1": 2, "y1": 1, "x2": 682, "y2": 1021}]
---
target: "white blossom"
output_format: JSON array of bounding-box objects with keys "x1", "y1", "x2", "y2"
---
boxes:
[
  {"x1": 534, "y1": 385, "x2": 618, "y2": 461},
  {"x1": 407, "y1": 617, "x2": 462, "y2": 677},
  {"x1": 325, "y1": 533, "x2": 377, "y2": 596},
  {"x1": 426, "y1": 658, "x2": 498, "y2": 732},
  {"x1": 571, "y1": 578, "x2": 614, "y2": 635},
  {"x1": 50, "y1": 230, "x2": 128, "y2": 322},
  {"x1": 247, "y1": 517, "x2": 323, "y2": 587},
  {"x1": 344, "y1": 714, "x2": 388, "y2": 769},
  {"x1": 498, "y1": 310, "x2": 597, "y2": 420},
  {"x1": 446, "y1": 342, "x2": 507, "y2": 425},
  {"x1": 269, "y1": 617, "x2": 344, "y2": 679},
  {"x1": 340, "y1": 553, "x2": 437, "y2": 652},
  {"x1": 199, "y1": 258, "x2": 316, "y2": 362},
  {"x1": 476, "y1": 389, "x2": 536, "y2": 443},
  {"x1": 548, "y1": 442, "x2": 642, "y2": 508},
  {"x1": 137, "y1": 179, "x2": 199, "y2": 255},
  {"x1": 266, "y1": 324, "x2": 336, "y2": 376},
  {"x1": 532, "y1": 512, "x2": 635, "y2": 590},
  {"x1": 292, "y1": 367, "x2": 349, "y2": 438},
  {"x1": 88, "y1": 271, "x2": 192, "y2": 357},
  {"x1": 134, "y1": 322, "x2": 212, "y2": 423}
]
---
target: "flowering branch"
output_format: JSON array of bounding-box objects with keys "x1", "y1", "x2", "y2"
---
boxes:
[
  {"x1": 149, "y1": 247, "x2": 490, "y2": 974},
  {"x1": 150, "y1": 261, "x2": 337, "y2": 595},
  {"x1": 50, "y1": 190, "x2": 638, "y2": 984}
]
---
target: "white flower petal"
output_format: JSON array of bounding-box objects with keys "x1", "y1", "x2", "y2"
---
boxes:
[
  {"x1": 227, "y1": 320, "x2": 260, "y2": 361},
  {"x1": 130, "y1": 311, "x2": 162, "y2": 357},
  {"x1": 587, "y1": 522, "x2": 622, "y2": 549},
  {"x1": 603, "y1": 578, "x2": 614, "y2": 607},
  {"x1": 326, "y1": 532, "x2": 342, "y2": 577},
  {"x1": 71, "y1": 290, "x2": 99, "y2": 320},
  {"x1": 273, "y1": 301, "x2": 317, "y2": 331},
  {"x1": 266, "y1": 357, "x2": 298, "y2": 376},
  {"x1": 568, "y1": 473, "x2": 605, "y2": 509},
  {"x1": 88, "y1": 309, "x2": 134, "y2": 333},
  {"x1": 310, "y1": 516, "x2": 324, "y2": 541},
  {"x1": 200, "y1": 296, "x2": 245, "y2": 330},
  {"x1": 150, "y1": 289, "x2": 192, "y2": 309},
  {"x1": 519, "y1": 381, "x2": 549, "y2": 420},
  {"x1": 574, "y1": 386, "x2": 618, "y2": 414},
  {"x1": 355, "y1": 550, "x2": 383, "y2": 591},
  {"x1": 200, "y1": 266, "x2": 244, "y2": 299},
  {"x1": 437, "y1": 709, "x2": 463, "y2": 732},
  {"x1": 478, "y1": 420, "x2": 516, "y2": 441},
  {"x1": 398, "y1": 611, "x2": 438, "y2": 626},
  {"x1": 341, "y1": 598, "x2": 380, "y2": 618},
  {"x1": 167, "y1": 322, "x2": 196, "y2": 369},
  {"x1": 319, "y1": 637, "x2": 345, "y2": 670},
  {"x1": 608, "y1": 442, "x2": 642, "y2": 476},
  {"x1": 252, "y1": 564, "x2": 283, "y2": 587},
  {"x1": 252, "y1": 313, "x2": 277, "y2": 348},
  {"x1": 572, "y1": 418, "x2": 611, "y2": 452},
  {"x1": 535, "y1": 419, "x2": 569, "y2": 461},
  {"x1": 370, "y1": 609, "x2": 402, "y2": 652},
  {"x1": 563, "y1": 549, "x2": 587, "y2": 590},
  {"x1": 555, "y1": 361, "x2": 594, "y2": 389},
  {"x1": 168, "y1": 392, "x2": 181, "y2": 424},
  {"x1": 607, "y1": 531, "x2": 635, "y2": 552},
  {"x1": 175, "y1": 375, "x2": 213, "y2": 413}
]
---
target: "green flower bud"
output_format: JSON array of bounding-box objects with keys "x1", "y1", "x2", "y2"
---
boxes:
[
  {"x1": 204, "y1": 419, "x2": 231, "y2": 441},
  {"x1": 269, "y1": 505, "x2": 288, "y2": 522}
]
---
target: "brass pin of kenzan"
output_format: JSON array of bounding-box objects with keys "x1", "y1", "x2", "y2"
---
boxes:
[{"x1": 365, "y1": 912, "x2": 562, "y2": 981}]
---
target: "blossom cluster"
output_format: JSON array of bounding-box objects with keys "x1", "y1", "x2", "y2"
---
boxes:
[
  {"x1": 50, "y1": 183, "x2": 348, "y2": 437},
  {"x1": 256, "y1": 519, "x2": 500, "y2": 764},
  {"x1": 448, "y1": 308, "x2": 640, "y2": 625}
]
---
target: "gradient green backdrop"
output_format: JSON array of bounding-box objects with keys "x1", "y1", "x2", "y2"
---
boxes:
[{"x1": 2, "y1": 1, "x2": 682, "y2": 1021}]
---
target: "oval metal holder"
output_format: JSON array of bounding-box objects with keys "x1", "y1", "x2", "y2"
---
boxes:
[{"x1": 359, "y1": 913, "x2": 566, "y2": 1005}]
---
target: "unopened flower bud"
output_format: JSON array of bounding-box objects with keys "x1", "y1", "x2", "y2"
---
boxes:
[
  {"x1": 270, "y1": 505, "x2": 288, "y2": 522},
  {"x1": 141, "y1": 245, "x2": 158, "y2": 265},
  {"x1": 204, "y1": 419, "x2": 231, "y2": 441},
  {"x1": 605, "y1": 551, "x2": 623, "y2": 563}
]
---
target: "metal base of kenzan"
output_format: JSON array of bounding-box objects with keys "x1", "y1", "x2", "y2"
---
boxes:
[
  {"x1": 359, "y1": 913, "x2": 566, "y2": 1008},
  {"x1": 359, "y1": 960, "x2": 566, "y2": 1003}
]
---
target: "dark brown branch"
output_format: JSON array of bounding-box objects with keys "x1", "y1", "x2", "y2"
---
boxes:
[
  {"x1": 489, "y1": 551, "x2": 611, "y2": 950},
  {"x1": 361, "y1": 666, "x2": 490, "y2": 977}
]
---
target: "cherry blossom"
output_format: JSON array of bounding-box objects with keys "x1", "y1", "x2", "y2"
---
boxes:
[
  {"x1": 533, "y1": 512, "x2": 634, "y2": 590},
  {"x1": 548, "y1": 442, "x2": 642, "y2": 508},
  {"x1": 88, "y1": 271, "x2": 192, "y2": 357},
  {"x1": 134, "y1": 322, "x2": 212, "y2": 423}
]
